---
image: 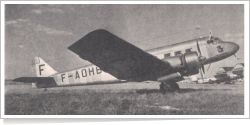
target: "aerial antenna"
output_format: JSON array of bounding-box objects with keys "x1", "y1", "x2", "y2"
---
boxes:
[
  {"x1": 209, "y1": 30, "x2": 212, "y2": 40},
  {"x1": 196, "y1": 26, "x2": 202, "y2": 38}
]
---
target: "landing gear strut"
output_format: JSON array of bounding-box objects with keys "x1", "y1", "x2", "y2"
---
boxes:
[
  {"x1": 159, "y1": 82, "x2": 179, "y2": 94},
  {"x1": 44, "y1": 88, "x2": 47, "y2": 91}
]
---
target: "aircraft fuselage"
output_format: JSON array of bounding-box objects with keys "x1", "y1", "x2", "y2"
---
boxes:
[{"x1": 43, "y1": 36, "x2": 239, "y2": 88}]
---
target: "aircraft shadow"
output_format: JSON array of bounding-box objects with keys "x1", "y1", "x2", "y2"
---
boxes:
[{"x1": 135, "y1": 88, "x2": 212, "y2": 94}]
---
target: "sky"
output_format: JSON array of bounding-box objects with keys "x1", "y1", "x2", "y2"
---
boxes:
[{"x1": 4, "y1": 4, "x2": 244, "y2": 79}]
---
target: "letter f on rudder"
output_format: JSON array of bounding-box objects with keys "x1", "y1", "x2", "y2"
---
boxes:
[{"x1": 32, "y1": 57, "x2": 58, "y2": 77}]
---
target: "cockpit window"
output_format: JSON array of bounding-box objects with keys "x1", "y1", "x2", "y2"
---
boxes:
[
  {"x1": 217, "y1": 45, "x2": 223, "y2": 52},
  {"x1": 214, "y1": 37, "x2": 221, "y2": 41},
  {"x1": 213, "y1": 40, "x2": 218, "y2": 45}
]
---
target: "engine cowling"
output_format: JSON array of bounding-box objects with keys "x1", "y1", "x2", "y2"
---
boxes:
[{"x1": 162, "y1": 52, "x2": 200, "y2": 76}]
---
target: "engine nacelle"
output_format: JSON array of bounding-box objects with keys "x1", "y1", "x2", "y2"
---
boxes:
[{"x1": 162, "y1": 52, "x2": 200, "y2": 76}]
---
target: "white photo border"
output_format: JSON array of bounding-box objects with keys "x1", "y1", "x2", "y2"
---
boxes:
[{"x1": 1, "y1": 1, "x2": 249, "y2": 119}]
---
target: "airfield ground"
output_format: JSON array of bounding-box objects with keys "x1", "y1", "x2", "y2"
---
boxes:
[{"x1": 5, "y1": 81, "x2": 244, "y2": 115}]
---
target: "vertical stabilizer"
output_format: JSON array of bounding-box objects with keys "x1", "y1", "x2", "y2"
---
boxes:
[{"x1": 32, "y1": 57, "x2": 58, "y2": 77}]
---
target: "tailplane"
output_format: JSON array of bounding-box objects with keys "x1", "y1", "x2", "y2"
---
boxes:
[{"x1": 32, "y1": 57, "x2": 58, "y2": 77}]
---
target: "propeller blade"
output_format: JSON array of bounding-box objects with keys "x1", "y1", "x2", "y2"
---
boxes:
[
  {"x1": 207, "y1": 63, "x2": 212, "y2": 71},
  {"x1": 197, "y1": 40, "x2": 206, "y2": 75},
  {"x1": 201, "y1": 64, "x2": 205, "y2": 74},
  {"x1": 199, "y1": 68, "x2": 204, "y2": 83},
  {"x1": 196, "y1": 40, "x2": 202, "y2": 56}
]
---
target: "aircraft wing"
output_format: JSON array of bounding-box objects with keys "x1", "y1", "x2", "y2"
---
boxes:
[{"x1": 68, "y1": 29, "x2": 177, "y2": 81}]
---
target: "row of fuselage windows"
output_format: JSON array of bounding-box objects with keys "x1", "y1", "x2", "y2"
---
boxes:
[{"x1": 164, "y1": 48, "x2": 193, "y2": 58}]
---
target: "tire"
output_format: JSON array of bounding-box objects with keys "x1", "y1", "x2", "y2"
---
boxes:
[
  {"x1": 173, "y1": 83, "x2": 179, "y2": 92},
  {"x1": 169, "y1": 83, "x2": 179, "y2": 92},
  {"x1": 160, "y1": 83, "x2": 167, "y2": 94},
  {"x1": 159, "y1": 82, "x2": 179, "y2": 94}
]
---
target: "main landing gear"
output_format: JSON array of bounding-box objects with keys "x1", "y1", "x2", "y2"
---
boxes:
[
  {"x1": 44, "y1": 88, "x2": 48, "y2": 91},
  {"x1": 159, "y1": 82, "x2": 179, "y2": 94}
]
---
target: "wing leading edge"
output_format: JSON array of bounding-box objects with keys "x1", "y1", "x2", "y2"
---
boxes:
[{"x1": 68, "y1": 29, "x2": 177, "y2": 81}]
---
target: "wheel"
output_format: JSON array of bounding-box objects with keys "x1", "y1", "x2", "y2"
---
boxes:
[
  {"x1": 160, "y1": 83, "x2": 167, "y2": 94},
  {"x1": 173, "y1": 83, "x2": 179, "y2": 91},
  {"x1": 159, "y1": 82, "x2": 179, "y2": 94}
]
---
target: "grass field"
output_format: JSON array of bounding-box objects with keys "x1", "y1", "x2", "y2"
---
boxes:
[{"x1": 5, "y1": 82, "x2": 244, "y2": 115}]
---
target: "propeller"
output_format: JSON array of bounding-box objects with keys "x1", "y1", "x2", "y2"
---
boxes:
[
  {"x1": 196, "y1": 30, "x2": 212, "y2": 83},
  {"x1": 196, "y1": 40, "x2": 206, "y2": 72},
  {"x1": 196, "y1": 39, "x2": 206, "y2": 82}
]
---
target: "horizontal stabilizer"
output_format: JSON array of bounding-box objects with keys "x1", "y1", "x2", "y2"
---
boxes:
[
  {"x1": 13, "y1": 77, "x2": 57, "y2": 88},
  {"x1": 13, "y1": 77, "x2": 54, "y2": 83}
]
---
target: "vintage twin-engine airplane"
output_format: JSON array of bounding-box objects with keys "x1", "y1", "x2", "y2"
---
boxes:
[{"x1": 13, "y1": 29, "x2": 239, "y2": 93}]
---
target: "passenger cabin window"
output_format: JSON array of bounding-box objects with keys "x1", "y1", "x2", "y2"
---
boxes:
[
  {"x1": 175, "y1": 51, "x2": 182, "y2": 56},
  {"x1": 164, "y1": 53, "x2": 171, "y2": 58},
  {"x1": 185, "y1": 48, "x2": 192, "y2": 53}
]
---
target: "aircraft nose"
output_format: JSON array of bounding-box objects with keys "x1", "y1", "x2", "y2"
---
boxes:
[{"x1": 225, "y1": 42, "x2": 239, "y2": 55}]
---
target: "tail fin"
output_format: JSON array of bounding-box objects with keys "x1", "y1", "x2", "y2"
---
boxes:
[{"x1": 32, "y1": 57, "x2": 58, "y2": 77}]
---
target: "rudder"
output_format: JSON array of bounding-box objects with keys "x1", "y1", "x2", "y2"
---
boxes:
[{"x1": 32, "y1": 57, "x2": 58, "y2": 77}]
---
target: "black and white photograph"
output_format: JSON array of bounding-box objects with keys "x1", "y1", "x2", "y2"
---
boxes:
[{"x1": 1, "y1": 1, "x2": 248, "y2": 121}]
